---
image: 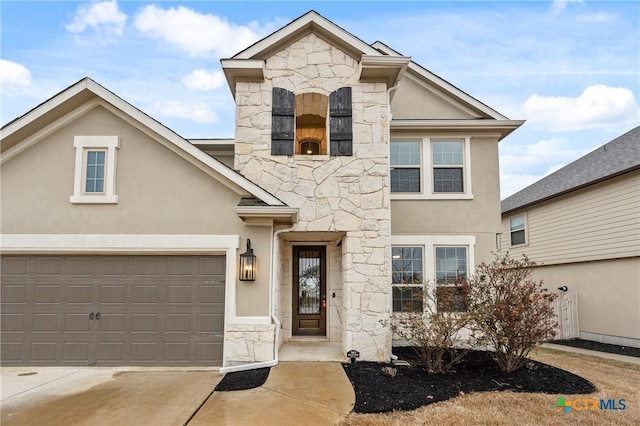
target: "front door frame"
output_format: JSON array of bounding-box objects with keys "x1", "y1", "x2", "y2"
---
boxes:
[{"x1": 291, "y1": 245, "x2": 327, "y2": 336}]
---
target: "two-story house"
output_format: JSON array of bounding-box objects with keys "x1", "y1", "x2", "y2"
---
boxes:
[{"x1": 0, "y1": 11, "x2": 523, "y2": 370}]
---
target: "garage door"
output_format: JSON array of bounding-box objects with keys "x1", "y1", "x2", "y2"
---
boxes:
[{"x1": 1, "y1": 255, "x2": 225, "y2": 366}]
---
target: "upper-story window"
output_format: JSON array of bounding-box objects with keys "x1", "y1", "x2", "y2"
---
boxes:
[
  {"x1": 509, "y1": 213, "x2": 527, "y2": 246},
  {"x1": 271, "y1": 87, "x2": 352, "y2": 157},
  {"x1": 70, "y1": 135, "x2": 119, "y2": 204},
  {"x1": 390, "y1": 141, "x2": 421, "y2": 193},
  {"x1": 433, "y1": 140, "x2": 464, "y2": 193},
  {"x1": 391, "y1": 137, "x2": 472, "y2": 200}
]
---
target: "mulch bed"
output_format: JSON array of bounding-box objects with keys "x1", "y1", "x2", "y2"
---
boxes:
[
  {"x1": 342, "y1": 348, "x2": 596, "y2": 413},
  {"x1": 214, "y1": 367, "x2": 270, "y2": 391},
  {"x1": 552, "y1": 339, "x2": 640, "y2": 358}
]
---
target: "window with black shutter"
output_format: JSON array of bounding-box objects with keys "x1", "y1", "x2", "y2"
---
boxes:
[
  {"x1": 271, "y1": 87, "x2": 353, "y2": 157},
  {"x1": 271, "y1": 88, "x2": 295, "y2": 155},
  {"x1": 329, "y1": 87, "x2": 353, "y2": 156}
]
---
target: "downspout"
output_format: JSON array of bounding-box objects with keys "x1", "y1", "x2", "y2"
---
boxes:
[
  {"x1": 220, "y1": 224, "x2": 293, "y2": 374},
  {"x1": 387, "y1": 79, "x2": 400, "y2": 362}
]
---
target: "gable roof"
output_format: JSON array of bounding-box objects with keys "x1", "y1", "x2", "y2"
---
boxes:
[
  {"x1": 502, "y1": 126, "x2": 640, "y2": 214},
  {"x1": 372, "y1": 41, "x2": 509, "y2": 121},
  {"x1": 223, "y1": 11, "x2": 522, "y2": 137},
  {"x1": 232, "y1": 10, "x2": 382, "y2": 60},
  {"x1": 221, "y1": 11, "x2": 410, "y2": 97},
  {"x1": 0, "y1": 78, "x2": 285, "y2": 207}
]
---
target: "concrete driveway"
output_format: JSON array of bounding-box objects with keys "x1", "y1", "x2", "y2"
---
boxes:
[
  {"x1": 1, "y1": 362, "x2": 354, "y2": 425},
  {"x1": 1, "y1": 367, "x2": 222, "y2": 426}
]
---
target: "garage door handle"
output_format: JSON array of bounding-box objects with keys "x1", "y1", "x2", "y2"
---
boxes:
[
  {"x1": 89, "y1": 312, "x2": 94, "y2": 320},
  {"x1": 96, "y1": 312, "x2": 101, "y2": 320}
]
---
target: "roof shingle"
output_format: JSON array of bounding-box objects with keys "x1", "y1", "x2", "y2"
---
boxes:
[{"x1": 501, "y1": 126, "x2": 640, "y2": 214}]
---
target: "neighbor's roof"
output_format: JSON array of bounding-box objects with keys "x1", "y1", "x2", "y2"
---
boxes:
[{"x1": 502, "y1": 126, "x2": 640, "y2": 214}]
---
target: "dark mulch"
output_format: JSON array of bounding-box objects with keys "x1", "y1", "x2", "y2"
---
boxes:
[
  {"x1": 342, "y1": 348, "x2": 596, "y2": 413},
  {"x1": 552, "y1": 339, "x2": 640, "y2": 358},
  {"x1": 214, "y1": 367, "x2": 270, "y2": 391}
]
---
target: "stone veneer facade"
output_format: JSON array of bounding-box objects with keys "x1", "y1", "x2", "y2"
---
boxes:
[{"x1": 226, "y1": 33, "x2": 392, "y2": 363}]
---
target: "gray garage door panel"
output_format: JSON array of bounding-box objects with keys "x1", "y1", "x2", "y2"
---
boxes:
[{"x1": 0, "y1": 255, "x2": 225, "y2": 366}]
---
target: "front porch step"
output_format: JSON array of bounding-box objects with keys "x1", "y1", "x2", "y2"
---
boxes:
[{"x1": 279, "y1": 341, "x2": 346, "y2": 362}]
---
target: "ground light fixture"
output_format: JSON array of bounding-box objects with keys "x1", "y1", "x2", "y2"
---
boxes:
[{"x1": 239, "y1": 239, "x2": 256, "y2": 281}]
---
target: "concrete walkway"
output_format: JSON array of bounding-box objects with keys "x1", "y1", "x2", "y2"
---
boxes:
[
  {"x1": 190, "y1": 362, "x2": 354, "y2": 426},
  {"x1": 541, "y1": 343, "x2": 640, "y2": 365},
  {"x1": 1, "y1": 362, "x2": 354, "y2": 426}
]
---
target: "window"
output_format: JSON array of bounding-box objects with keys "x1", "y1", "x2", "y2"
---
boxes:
[
  {"x1": 510, "y1": 214, "x2": 526, "y2": 245},
  {"x1": 85, "y1": 150, "x2": 106, "y2": 193},
  {"x1": 70, "y1": 136, "x2": 119, "y2": 204},
  {"x1": 390, "y1": 137, "x2": 472, "y2": 200},
  {"x1": 390, "y1": 141, "x2": 421, "y2": 193},
  {"x1": 391, "y1": 236, "x2": 475, "y2": 314},
  {"x1": 432, "y1": 140, "x2": 464, "y2": 193},
  {"x1": 392, "y1": 246, "x2": 424, "y2": 312},
  {"x1": 271, "y1": 87, "x2": 352, "y2": 157},
  {"x1": 435, "y1": 246, "x2": 468, "y2": 312}
]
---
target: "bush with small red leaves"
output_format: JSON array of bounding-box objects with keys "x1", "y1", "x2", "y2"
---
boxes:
[{"x1": 467, "y1": 253, "x2": 558, "y2": 372}]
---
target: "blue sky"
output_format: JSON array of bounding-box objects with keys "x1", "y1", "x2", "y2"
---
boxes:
[{"x1": 1, "y1": 0, "x2": 638, "y2": 198}]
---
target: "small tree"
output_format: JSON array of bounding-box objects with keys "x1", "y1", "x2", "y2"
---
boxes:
[
  {"x1": 467, "y1": 253, "x2": 557, "y2": 372},
  {"x1": 385, "y1": 281, "x2": 480, "y2": 373}
]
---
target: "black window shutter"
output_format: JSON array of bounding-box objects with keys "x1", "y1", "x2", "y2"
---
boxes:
[
  {"x1": 271, "y1": 87, "x2": 295, "y2": 156},
  {"x1": 329, "y1": 87, "x2": 353, "y2": 156}
]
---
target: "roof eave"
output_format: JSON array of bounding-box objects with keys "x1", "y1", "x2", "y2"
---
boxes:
[
  {"x1": 501, "y1": 165, "x2": 640, "y2": 215},
  {"x1": 360, "y1": 55, "x2": 411, "y2": 86},
  {"x1": 220, "y1": 59, "x2": 265, "y2": 98},
  {"x1": 235, "y1": 206, "x2": 299, "y2": 225},
  {"x1": 390, "y1": 119, "x2": 525, "y2": 140}
]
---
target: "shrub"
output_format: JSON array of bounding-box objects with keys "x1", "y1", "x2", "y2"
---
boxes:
[
  {"x1": 467, "y1": 253, "x2": 558, "y2": 372},
  {"x1": 384, "y1": 282, "x2": 480, "y2": 373}
]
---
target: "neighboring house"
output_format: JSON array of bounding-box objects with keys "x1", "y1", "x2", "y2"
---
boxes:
[
  {"x1": 0, "y1": 11, "x2": 523, "y2": 369},
  {"x1": 500, "y1": 126, "x2": 640, "y2": 348}
]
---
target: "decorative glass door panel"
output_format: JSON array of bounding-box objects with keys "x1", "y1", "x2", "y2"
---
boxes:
[{"x1": 292, "y1": 246, "x2": 326, "y2": 336}]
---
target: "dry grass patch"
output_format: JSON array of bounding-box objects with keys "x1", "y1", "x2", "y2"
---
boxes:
[{"x1": 341, "y1": 348, "x2": 640, "y2": 426}]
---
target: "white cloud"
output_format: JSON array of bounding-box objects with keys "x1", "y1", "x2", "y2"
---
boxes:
[
  {"x1": 499, "y1": 136, "x2": 599, "y2": 197},
  {"x1": 182, "y1": 69, "x2": 225, "y2": 91},
  {"x1": 153, "y1": 100, "x2": 218, "y2": 124},
  {"x1": 523, "y1": 85, "x2": 639, "y2": 132},
  {"x1": 550, "y1": 0, "x2": 583, "y2": 15},
  {"x1": 500, "y1": 137, "x2": 587, "y2": 174},
  {"x1": 134, "y1": 5, "x2": 263, "y2": 58},
  {"x1": 577, "y1": 12, "x2": 617, "y2": 23},
  {"x1": 500, "y1": 173, "x2": 542, "y2": 199},
  {"x1": 0, "y1": 59, "x2": 32, "y2": 88},
  {"x1": 65, "y1": 0, "x2": 127, "y2": 43}
]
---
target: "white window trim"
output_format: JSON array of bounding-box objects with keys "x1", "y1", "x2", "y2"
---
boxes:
[
  {"x1": 70, "y1": 136, "x2": 119, "y2": 204},
  {"x1": 391, "y1": 136, "x2": 473, "y2": 200},
  {"x1": 509, "y1": 212, "x2": 528, "y2": 247},
  {"x1": 391, "y1": 244, "x2": 426, "y2": 313},
  {"x1": 391, "y1": 236, "x2": 476, "y2": 312}
]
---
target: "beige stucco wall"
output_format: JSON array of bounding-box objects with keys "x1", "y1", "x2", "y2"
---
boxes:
[
  {"x1": 391, "y1": 71, "x2": 481, "y2": 120},
  {"x1": 532, "y1": 258, "x2": 640, "y2": 344},
  {"x1": 390, "y1": 135, "x2": 502, "y2": 267},
  {"x1": 0, "y1": 105, "x2": 272, "y2": 317}
]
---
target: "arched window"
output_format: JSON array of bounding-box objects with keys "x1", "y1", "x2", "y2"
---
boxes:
[
  {"x1": 299, "y1": 139, "x2": 321, "y2": 155},
  {"x1": 271, "y1": 87, "x2": 352, "y2": 157},
  {"x1": 295, "y1": 93, "x2": 327, "y2": 155}
]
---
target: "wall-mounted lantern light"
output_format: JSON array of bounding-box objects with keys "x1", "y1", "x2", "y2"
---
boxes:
[{"x1": 239, "y1": 239, "x2": 256, "y2": 281}]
